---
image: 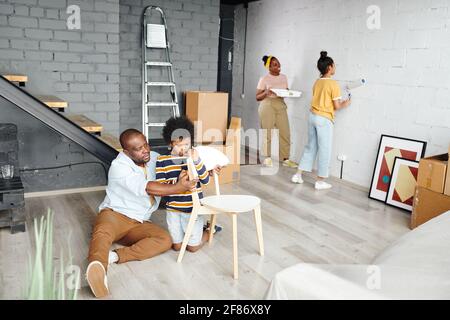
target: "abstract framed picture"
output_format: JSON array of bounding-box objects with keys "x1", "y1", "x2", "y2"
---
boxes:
[
  {"x1": 385, "y1": 157, "x2": 419, "y2": 212},
  {"x1": 369, "y1": 135, "x2": 426, "y2": 202}
]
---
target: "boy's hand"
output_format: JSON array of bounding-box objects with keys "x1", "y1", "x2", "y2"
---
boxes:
[
  {"x1": 209, "y1": 165, "x2": 222, "y2": 176},
  {"x1": 187, "y1": 148, "x2": 199, "y2": 162}
]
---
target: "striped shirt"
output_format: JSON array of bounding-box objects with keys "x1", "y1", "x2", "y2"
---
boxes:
[{"x1": 155, "y1": 155, "x2": 210, "y2": 214}]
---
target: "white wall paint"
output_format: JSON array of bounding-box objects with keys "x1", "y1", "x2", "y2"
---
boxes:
[{"x1": 232, "y1": 0, "x2": 450, "y2": 188}]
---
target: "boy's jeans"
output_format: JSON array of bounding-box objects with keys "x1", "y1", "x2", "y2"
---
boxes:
[
  {"x1": 298, "y1": 112, "x2": 334, "y2": 178},
  {"x1": 166, "y1": 210, "x2": 204, "y2": 246}
]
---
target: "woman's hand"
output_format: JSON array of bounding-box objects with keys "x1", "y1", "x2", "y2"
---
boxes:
[
  {"x1": 345, "y1": 96, "x2": 352, "y2": 107},
  {"x1": 266, "y1": 85, "x2": 277, "y2": 98},
  {"x1": 333, "y1": 96, "x2": 351, "y2": 110},
  {"x1": 256, "y1": 89, "x2": 267, "y2": 101}
]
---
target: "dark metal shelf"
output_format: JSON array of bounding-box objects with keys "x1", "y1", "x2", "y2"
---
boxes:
[{"x1": 0, "y1": 176, "x2": 24, "y2": 193}]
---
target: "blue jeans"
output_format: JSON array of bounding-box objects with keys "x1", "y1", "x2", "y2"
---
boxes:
[{"x1": 299, "y1": 112, "x2": 334, "y2": 178}]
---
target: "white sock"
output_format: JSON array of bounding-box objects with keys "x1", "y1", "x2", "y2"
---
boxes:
[{"x1": 108, "y1": 250, "x2": 119, "y2": 264}]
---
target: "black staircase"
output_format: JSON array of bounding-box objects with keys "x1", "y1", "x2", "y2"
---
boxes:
[{"x1": 0, "y1": 75, "x2": 118, "y2": 166}]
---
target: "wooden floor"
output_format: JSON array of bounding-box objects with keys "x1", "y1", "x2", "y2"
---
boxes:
[{"x1": 0, "y1": 164, "x2": 410, "y2": 300}]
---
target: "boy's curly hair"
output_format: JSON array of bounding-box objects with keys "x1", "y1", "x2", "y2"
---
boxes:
[{"x1": 162, "y1": 116, "x2": 195, "y2": 145}]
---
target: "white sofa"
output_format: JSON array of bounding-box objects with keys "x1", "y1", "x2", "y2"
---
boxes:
[{"x1": 265, "y1": 211, "x2": 450, "y2": 300}]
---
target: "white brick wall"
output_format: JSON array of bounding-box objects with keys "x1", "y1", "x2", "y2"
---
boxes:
[{"x1": 232, "y1": 0, "x2": 450, "y2": 188}]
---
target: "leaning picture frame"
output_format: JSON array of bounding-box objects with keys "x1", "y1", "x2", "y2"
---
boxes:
[
  {"x1": 385, "y1": 157, "x2": 419, "y2": 212},
  {"x1": 369, "y1": 135, "x2": 426, "y2": 202}
]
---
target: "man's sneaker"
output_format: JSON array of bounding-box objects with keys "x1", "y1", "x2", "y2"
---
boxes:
[
  {"x1": 86, "y1": 261, "x2": 109, "y2": 298},
  {"x1": 291, "y1": 173, "x2": 304, "y2": 184},
  {"x1": 282, "y1": 159, "x2": 298, "y2": 168},
  {"x1": 262, "y1": 158, "x2": 273, "y2": 167},
  {"x1": 315, "y1": 181, "x2": 332, "y2": 190}
]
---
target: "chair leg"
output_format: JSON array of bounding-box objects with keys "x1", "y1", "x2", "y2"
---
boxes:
[
  {"x1": 254, "y1": 205, "x2": 264, "y2": 256},
  {"x1": 232, "y1": 213, "x2": 238, "y2": 280},
  {"x1": 177, "y1": 210, "x2": 198, "y2": 263},
  {"x1": 208, "y1": 214, "x2": 217, "y2": 246}
]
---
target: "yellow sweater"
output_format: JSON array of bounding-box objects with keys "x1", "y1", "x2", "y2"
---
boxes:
[{"x1": 310, "y1": 78, "x2": 342, "y2": 122}]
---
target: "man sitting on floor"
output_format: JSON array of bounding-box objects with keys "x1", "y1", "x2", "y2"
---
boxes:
[{"x1": 85, "y1": 128, "x2": 196, "y2": 298}]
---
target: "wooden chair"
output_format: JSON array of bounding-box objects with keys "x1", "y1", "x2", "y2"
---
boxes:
[{"x1": 176, "y1": 156, "x2": 264, "y2": 280}]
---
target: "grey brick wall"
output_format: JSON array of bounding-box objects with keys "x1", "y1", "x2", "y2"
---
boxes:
[
  {"x1": 0, "y1": 0, "x2": 220, "y2": 139},
  {"x1": 0, "y1": 0, "x2": 121, "y2": 136},
  {"x1": 119, "y1": 0, "x2": 220, "y2": 135},
  {"x1": 0, "y1": 96, "x2": 106, "y2": 192}
]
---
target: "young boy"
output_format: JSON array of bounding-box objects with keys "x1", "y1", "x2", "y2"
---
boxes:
[{"x1": 156, "y1": 116, "x2": 211, "y2": 252}]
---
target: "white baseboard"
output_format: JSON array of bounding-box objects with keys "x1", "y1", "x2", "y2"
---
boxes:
[
  {"x1": 242, "y1": 145, "x2": 369, "y2": 192},
  {"x1": 25, "y1": 185, "x2": 106, "y2": 198}
]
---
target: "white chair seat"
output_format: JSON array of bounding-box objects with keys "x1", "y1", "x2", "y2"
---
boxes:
[
  {"x1": 177, "y1": 155, "x2": 264, "y2": 280},
  {"x1": 201, "y1": 195, "x2": 261, "y2": 213}
]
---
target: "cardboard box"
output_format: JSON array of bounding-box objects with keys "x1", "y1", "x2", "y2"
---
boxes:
[
  {"x1": 411, "y1": 187, "x2": 450, "y2": 229},
  {"x1": 207, "y1": 163, "x2": 240, "y2": 185},
  {"x1": 202, "y1": 160, "x2": 240, "y2": 196},
  {"x1": 417, "y1": 153, "x2": 448, "y2": 194},
  {"x1": 185, "y1": 91, "x2": 228, "y2": 143},
  {"x1": 201, "y1": 117, "x2": 241, "y2": 193},
  {"x1": 445, "y1": 145, "x2": 450, "y2": 196}
]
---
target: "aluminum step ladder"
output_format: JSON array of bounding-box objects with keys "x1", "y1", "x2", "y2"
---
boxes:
[{"x1": 142, "y1": 6, "x2": 180, "y2": 143}]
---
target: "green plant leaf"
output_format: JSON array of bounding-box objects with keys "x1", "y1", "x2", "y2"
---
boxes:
[{"x1": 24, "y1": 209, "x2": 79, "y2": 300}]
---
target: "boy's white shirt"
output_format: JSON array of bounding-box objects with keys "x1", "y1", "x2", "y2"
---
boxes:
[{"x1": 99, "y1": 151, "x2": 161, "y2": 223}]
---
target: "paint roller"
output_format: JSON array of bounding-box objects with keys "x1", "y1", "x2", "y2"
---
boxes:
[
  {"x1": 343, "y1": 78, "x2": 366, "y2": 100},
  {"x1": 346, "y1": 78, "x2": 366, "y2": 90}
]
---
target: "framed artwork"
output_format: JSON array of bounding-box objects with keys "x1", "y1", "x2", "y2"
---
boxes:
[
  {"x1": 369, "y1": 135, "x2": 426, "y2": 202},
  {"x1": 385, "y1": 157, "x2": 419, "y2": 212}
]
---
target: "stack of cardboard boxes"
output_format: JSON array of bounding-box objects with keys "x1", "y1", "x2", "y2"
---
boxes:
[
  {"x1": 411, "y1": 145, "x2": 450, "y2": 229},
  {"x1": 185, "y1": 91, "x2": 241, "y2": 187}
]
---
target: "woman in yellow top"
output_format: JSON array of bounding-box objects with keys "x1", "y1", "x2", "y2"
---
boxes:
[
  {"x1": 256, "y1": 55, "x2": 297, "y2": 168},
  {"x1": 291, "y1": 51, "x2": 351, "y2": 190}
]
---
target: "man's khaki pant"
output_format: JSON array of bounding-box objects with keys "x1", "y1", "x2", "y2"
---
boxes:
[
  {"x1": 258, "y1": 97, "x2": 291, "y2": 160},
  {"x1": 88, "y1": 208, "x2": 172, "y2": 270}
]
